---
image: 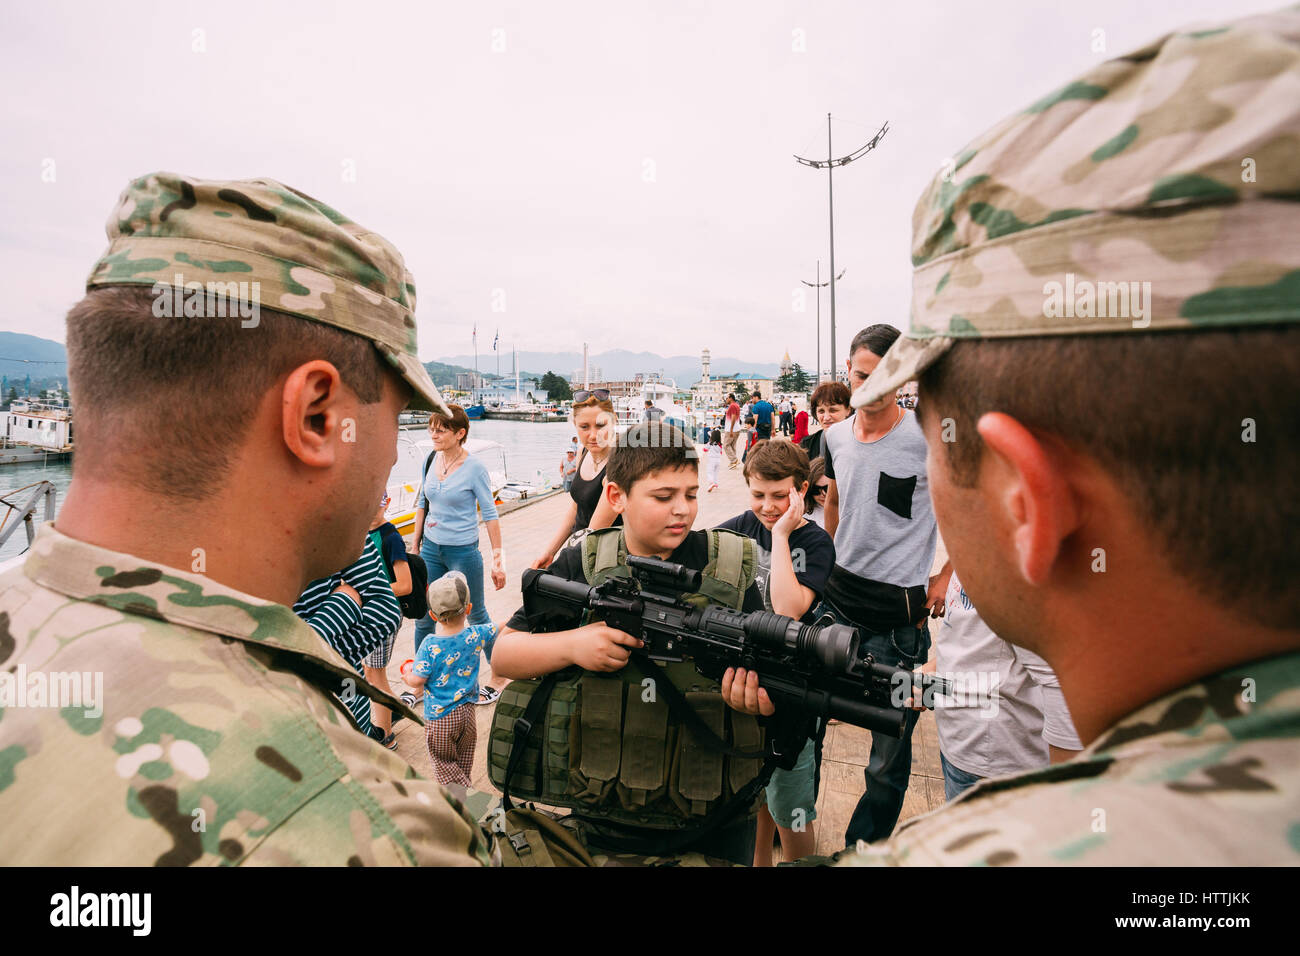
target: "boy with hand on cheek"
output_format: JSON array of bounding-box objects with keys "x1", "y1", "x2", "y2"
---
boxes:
[
  {"x1": 715, "y1": 438, "x2": 835, "y2": 865},
  {"x1": 491, "y1": 422, "x2": 774, "y2": 865}
]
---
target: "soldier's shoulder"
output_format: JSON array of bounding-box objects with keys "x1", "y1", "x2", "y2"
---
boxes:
[
  {"x1": 0, "y1": 559, "x2": 489, "y2": 866},
  {"x1": 845, "y1": 685, "x2": 1300, "y2": 866}
]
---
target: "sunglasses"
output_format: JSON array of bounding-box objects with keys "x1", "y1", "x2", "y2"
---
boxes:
[
  {"x1": 813, "y1": 484, "x2": 830, "y2": 495},
  {"x1": 573, "y1": 389, "x2": 611, "y2": 403}
]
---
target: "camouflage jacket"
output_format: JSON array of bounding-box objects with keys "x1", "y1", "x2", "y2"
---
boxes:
[
  {"x1": 839, "y1": 652, "x2": 1300, "y2": 865},
  {"x1": 0, "y1": 525, "x2": 494, "y2": 866}
]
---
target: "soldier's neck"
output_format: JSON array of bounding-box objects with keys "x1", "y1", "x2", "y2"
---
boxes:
[
  {"x1": 1034, "y1": 546, "x2": 1300, "y2": 747},
  {"x1": 56, "y1": 475, "x2": 309, "y2": 607}
]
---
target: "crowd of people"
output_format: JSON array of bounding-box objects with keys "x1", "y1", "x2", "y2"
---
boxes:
[
  {"x1": 287, "y1": 334, "x2": 1090, "y2": 866},
  {"x1": 2, "y1": 8, "x2": 1293, "y2": 868}
]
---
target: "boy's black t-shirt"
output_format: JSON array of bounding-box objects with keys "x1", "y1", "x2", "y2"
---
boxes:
[
  {"x1": 714, "y1": 511, "x2": 835, "y2": 622},
  {"x1": 505, "y1": 529, "x2": 764, "y2": 631},
  {"x1": 369, "y1": 521, "x2": 409, "y2": 583}
]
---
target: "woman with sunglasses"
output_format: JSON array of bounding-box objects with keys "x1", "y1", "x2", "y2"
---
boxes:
[
  {"x1": 530, "y1": 389, "x2": 620, "y2": 570},
  {"x1": 805, "y1": 457, "x2": 830, "y2": 530}
]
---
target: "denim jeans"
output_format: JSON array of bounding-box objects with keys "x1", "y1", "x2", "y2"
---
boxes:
[
  {"x1": 940, "y1": 752, "x2": 983, "y2": 802},
  {"x1": 814, "y1": 599, "x2": 931, "y2": 846},
  {"x1": 413, "y1": 539, "x2": 490, "y2": 659}
]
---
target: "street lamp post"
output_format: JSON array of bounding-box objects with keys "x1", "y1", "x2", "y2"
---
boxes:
[
  {"x1": 802, "y1": 260, "x2": 846, "y2": 381},
  {"x1": 796, "y1": 115, "x2": 889, "y2": 379}
]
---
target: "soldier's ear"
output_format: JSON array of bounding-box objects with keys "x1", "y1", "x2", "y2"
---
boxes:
[
  {"x1": 975, "y1": 413, "x2": 1083, "y2": 586},
  {"x1": 281, "y1": 360, "x2": 349, "y2": 467}
]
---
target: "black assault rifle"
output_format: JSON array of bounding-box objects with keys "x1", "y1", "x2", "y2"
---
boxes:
[{"x1": 521, "y1": 554, "x2": 951, "y2": 739}]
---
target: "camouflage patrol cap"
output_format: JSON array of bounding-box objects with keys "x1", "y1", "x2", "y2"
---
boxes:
[
  {"x1": 86, "y1": 172, "x2": 449, "y2": 414},
  {"x1": 854, "y1": 8, "x2": 1300, "y2": 408}
]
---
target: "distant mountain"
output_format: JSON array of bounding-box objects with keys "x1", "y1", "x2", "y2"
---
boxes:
[
  {"x1": 433, "y1": 348, "x2": 781, "y2": 384},
  {"x1": 0, "y1": 333, "x2": 68, "y2": 395},
  {"x1": 0, "y1": 332, "x2": 68, "y2": 382},
  {"x1": 421, "y1": 360, "x2": 551, "y2": 388}
]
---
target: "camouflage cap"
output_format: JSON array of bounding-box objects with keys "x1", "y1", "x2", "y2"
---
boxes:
[
  {"x1": 854, "y1": 9, "x2": 1300, "y2": 408},
  {"x1": 86, "y1": 172, "x2": 449, "y2": 414}
]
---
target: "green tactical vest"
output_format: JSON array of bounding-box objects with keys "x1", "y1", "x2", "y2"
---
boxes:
[{"x1": 488, "y1": 528, "x2": 765, "y2": 830}]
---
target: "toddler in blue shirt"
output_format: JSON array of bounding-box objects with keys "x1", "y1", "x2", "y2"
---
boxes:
[{"x1": 401, "y1": 571, "x2": 496, "y2": 790}]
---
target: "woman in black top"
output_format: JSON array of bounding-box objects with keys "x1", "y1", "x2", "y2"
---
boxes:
[
  {"x1": 531, "y1": 390, "x2": 620, "y2": 569},
  {"x1": 801, "y1": 380, "x2": 853, "y2": 462}
]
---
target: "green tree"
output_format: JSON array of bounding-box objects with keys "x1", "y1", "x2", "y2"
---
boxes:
[
  {"x1": 5, "y1": 387, "x2": 15, "y2": 407},
  {"x1": 539, "y1": 371, "x2": 572, "y2": 401},
  {"x1": 776, "y1": 362, "x2": 812, "y2": 393}
]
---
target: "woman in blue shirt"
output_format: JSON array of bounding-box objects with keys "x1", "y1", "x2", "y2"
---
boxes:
[{"x1": 412, "y1": 404, "x2": 504, "y2": 656}]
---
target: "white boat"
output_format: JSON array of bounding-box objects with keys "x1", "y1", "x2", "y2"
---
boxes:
[
  {"x1": 384, "y1": 435, "x2": 510, "y2": 538},
  {"x1": 1, "y1": 400, "x2": 74, "y2": 465},
  {"x1": 615, "y1": 377, "x2": 700, "y2": 430}
]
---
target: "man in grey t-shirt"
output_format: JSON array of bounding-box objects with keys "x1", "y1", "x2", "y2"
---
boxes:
[{"x1": 823, "y1": 324, "x2": 951, "y2": 846}]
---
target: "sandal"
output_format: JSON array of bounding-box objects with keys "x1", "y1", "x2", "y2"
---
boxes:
[
  {"x1": 379, "y1": 732, "x2": 398, "y2": 751},
  {"x1": 476, "y1": 685, "x2": 502, "y2": 705}
]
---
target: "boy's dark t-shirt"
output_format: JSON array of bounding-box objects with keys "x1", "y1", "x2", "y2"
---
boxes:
[
  {"x1": 505, "y1": 530, "x2": 764, "y2": 631},
  {"x1": 369, "y1": 521, "x2": 408, "y2": 583},
  {"x1": 503, "y1": 528, "x2": 766, "y2": 864},
  {"x1": 714, "y1": 512, "x2": 834, "y2": 622},
  {"x1": 750, "y1": 400, "x2": 775, "y2": 429}
]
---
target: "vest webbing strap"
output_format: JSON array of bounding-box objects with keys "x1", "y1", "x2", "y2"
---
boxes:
[
  {"x1": 711, "y1": 530, "x2": 745, "y2": 591},
  {"x1": 627, "y1": 652, "x2": 766, "y2": 759},
  {"x1": 500, "y1": 671, "x2": 563, "y2": 812},
  {"x1": 594, "y1": 530, "x2": 622, "y2": 579},
  {"x1": 579, "y1": 751, "x2": 779, "y2": 857}
]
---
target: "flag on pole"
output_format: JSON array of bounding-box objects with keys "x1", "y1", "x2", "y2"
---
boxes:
[
  {"x1": 473, "y1": 323, "x2": 477, "y2": 344},
  {"x1": 493, "y1": 329, "x2": 499, "y2": 351}
]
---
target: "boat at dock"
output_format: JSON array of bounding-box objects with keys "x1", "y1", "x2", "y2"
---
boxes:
[
  {"x1": 482, "y1": 401, "x2": 566, "y2": 422},
  {"x1": 1, "y1": 400, "x2": 73, "y2": 466}
]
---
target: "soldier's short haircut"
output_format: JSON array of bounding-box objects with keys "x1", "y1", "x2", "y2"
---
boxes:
[
  {"x1": 849, "y1": 324, "x2": 901, "y2": 359},
  {"x1": 607, "y1": 422, "x2": 696, "y2": 493},
  {"x1": 66, "y1": 285, "x2": 388, "y2": 500},
  {"x1": 917, "y1": 327, "x2": 1300, "y2": 624},
  {"x1": 743, "y1": 439, "x2": 810, "y2": 491}
]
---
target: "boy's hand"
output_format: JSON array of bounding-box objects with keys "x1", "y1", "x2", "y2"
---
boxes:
[
  {"x1": 333, "y1": 582, "x2": 362, "y2": 607},
  {"x1": 569, "y1": 624, "x2": 644, "y2": 672},
  {"x1": 772, "y1": 488, "x2": 805, "y2": 538},
  {"x1": 721, "y1": 667, "x2": 776, "y2": 716}
]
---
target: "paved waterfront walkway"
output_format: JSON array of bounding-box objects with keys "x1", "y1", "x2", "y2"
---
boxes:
[{"x1": 383, "y1": 440, "x2": 948, "y2": 860}]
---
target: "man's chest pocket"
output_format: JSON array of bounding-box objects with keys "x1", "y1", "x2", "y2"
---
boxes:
[{"x1": 877, "y1": 472, "x2": 918, "y2": 519}]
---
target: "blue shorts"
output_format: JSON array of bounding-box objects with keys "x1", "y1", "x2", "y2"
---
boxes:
[{"x1": 765, "y1": 735, "x2": 818, "y2": 830}]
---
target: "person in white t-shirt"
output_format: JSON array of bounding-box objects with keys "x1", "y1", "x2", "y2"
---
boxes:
[
  {"x1": 920, "y1": 570, "x2": 1083, "y2": 800},
  {"x1": 703, "y1": 428, "x2": 723, "y2": 491},
  {"x1": 778, "y1": 397, "x2": 793, "y2": 436}
]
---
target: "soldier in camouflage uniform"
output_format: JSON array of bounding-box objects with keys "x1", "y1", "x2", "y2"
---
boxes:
[
  {"x1": 0, "y1": 174, "x2": 494, "y2": 865},
  {"x1": 839, "y1": 9, "x2": 1299, "y2": 865}
]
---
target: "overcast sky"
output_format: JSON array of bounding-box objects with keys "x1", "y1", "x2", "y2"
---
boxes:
[{"x1": 0, "y1": 0, "x2": 1273, "y2": 375}]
